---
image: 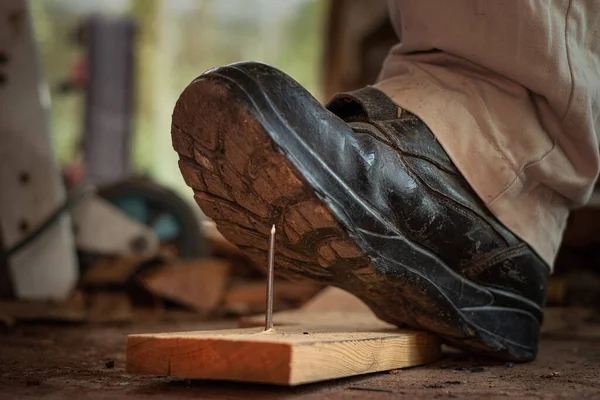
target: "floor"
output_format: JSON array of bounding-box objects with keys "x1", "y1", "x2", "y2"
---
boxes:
[{"x1": 0, "y1": 320, "x2": 599, "y2": 400}]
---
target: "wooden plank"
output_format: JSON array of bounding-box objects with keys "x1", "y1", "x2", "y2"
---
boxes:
[
  {"x1": 126, "y1": 326, "x2": 441, "y2": 385},
  {"x1": 238, "y1": 310, "x2": 393, "y2": 329}
]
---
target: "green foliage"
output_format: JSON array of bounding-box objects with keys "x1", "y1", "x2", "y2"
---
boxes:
[{"x1": 33, "y1": 0, "x2": 325, "y2": 195}]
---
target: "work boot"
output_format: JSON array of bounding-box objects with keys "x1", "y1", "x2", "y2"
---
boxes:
[{"x1": 171, "y1": 62, "x2": 549, "y2": 362}]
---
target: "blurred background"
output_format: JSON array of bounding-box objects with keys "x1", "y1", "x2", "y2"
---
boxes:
[
  {"x1": 1, "y1": 4, "x2": 600, "y2": 398},
  {"x1": 0, "y1": 0, "x2": 401, "y2": 323},
  {"x1": 34, "y1": 0, "x2": 326, "y2": 196},
  {"x1": 1, "y1": 0, "x2": 598, "y2": 326}
]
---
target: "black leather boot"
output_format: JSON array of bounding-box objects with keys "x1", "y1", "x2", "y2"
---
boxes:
[{"x1": 171, "y1": 62, "x2": 549, "y2": 361}]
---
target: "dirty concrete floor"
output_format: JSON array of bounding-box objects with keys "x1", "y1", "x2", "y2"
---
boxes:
[{"x1": 0, "y1": 320, "x2": 598, "y2": 400}]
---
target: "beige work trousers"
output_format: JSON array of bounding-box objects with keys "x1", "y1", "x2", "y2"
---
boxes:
[{"x1": 377, "y1": 0, "x2": 600, "y2": 269}]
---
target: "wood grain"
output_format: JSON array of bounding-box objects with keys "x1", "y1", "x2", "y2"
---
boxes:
[
  {"x1": 126, "y1": 326, "x2": 440, "y2": 385},
  {"x1": 238, "y1": 310, "x2": 393, "y2": 329}
]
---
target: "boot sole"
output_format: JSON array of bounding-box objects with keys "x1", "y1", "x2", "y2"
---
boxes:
[{"x1": 171, "y1": 68, "x2": 541, "y2": 361}]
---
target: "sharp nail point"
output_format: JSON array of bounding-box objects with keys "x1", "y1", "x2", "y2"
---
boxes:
[{"x1": 265, "y1": 223, "x2": 276, "y2": 331}]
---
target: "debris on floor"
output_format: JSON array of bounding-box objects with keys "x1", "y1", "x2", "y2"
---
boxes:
[
  {"x1": 139, "y1": 259, "x2": 231, "y2": 314},
  {"x1": 0, "y1": 230, "x2": 324, "y2": 326},
  {"x1": 1, "y1": 321, "x2": 599, "y2": 399}
]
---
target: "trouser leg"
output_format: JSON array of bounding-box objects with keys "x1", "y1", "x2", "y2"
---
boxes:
[{"x1": 376, "y1": 0, "x2": 600, "y2": 267}]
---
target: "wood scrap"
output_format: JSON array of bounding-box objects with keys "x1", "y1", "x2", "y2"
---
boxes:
[
  {"x1": 238, "y1": 310, "x2": 393, "y2": 329},
  {"x1": 545, "y1": 270, "x2": 600, "y2": 306},
  {"x1": 545, "y1": 276, "x2": 567, "y2": 305},
  {"x1": 126, "y1": 325, "x2": 441, "y2": 385},
  {"x1": 301, "y1": 286, "x2": 371, "y2": 313},
  {"x1": 0, "y1": 290, "x2": 86, "y2": 323},
  {"x1": 224, "y1": 281, "x2": 322, "y2": 314},
  {"x1": 541, "y1": 307, "x2": 600, "y2": 339},
  {"x1": 139, "y1": 259, "x2": 230, "y2": 313},
  {"x1": 238, "y1": 286, "x2": 387, "y2": 328},
  {"x1": 0, "y1": 310, "x2": 15, "y2": 327},
  {"x1": 86, "y1": 292, "x2": 133, "y2": 323},
  {"x1": 81, "y1": 255, "x2": 148, "y2": 287}
]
